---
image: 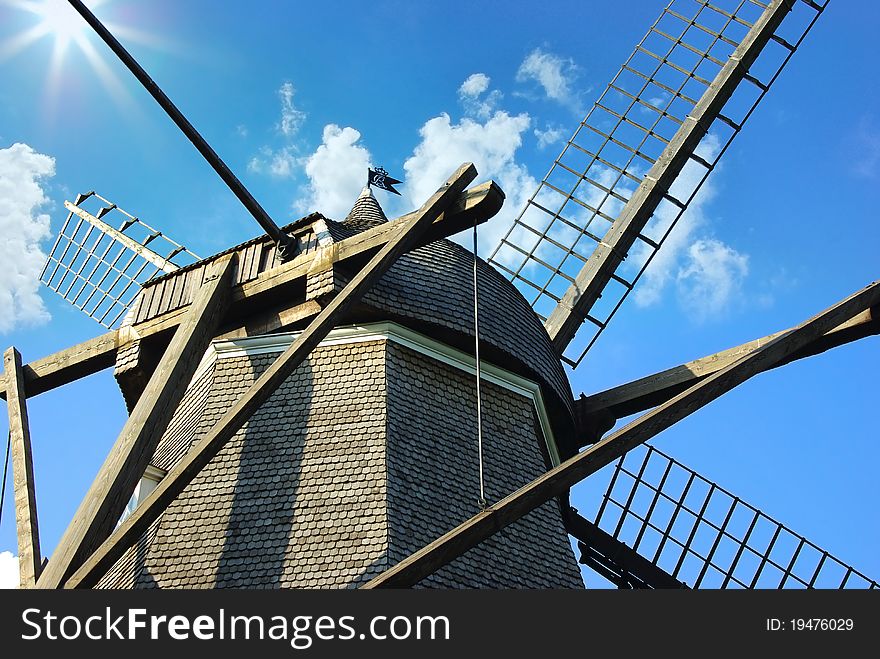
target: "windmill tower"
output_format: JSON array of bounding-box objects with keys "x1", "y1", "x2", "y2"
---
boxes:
[{"x1": 1, "y1": 0, "x2": 876, "y2": 589}]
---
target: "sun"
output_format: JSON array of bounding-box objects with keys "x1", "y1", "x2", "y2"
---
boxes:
[
  {"x1": 1, "y1": 0, "x2": 144, "y2": 106},
  {"x1": 31, "y1": 0, "x2": 90, "y2": 55},
  {"x1": 3, "y1": 0, "x2": 103, "y2": 59}
]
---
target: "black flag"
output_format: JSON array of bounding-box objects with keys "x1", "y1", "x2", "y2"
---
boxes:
[{"x1": 368, "y1": 167, "x2": 402, "y2": 195}]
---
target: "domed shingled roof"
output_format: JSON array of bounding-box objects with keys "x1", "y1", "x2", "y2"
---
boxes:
[{"x1": 335, "y1": 188, "x2": 575, "y2": 446}]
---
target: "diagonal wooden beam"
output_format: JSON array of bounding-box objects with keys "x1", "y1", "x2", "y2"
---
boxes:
[
  {"x1": 37, "y1": 254, "x2": 237, "y2": 589},
  {"x1": 544, "y1": 0, "x2": 795, "y2": 354},
  {"x1": 65, "y1": 163, "x2": 478, "y2": 588},
  {"x1": 361, "y1": 280, "x2": 880, "y2": 588},
  {"x1": 564, "y1": 508, "x2": 685, "y2": 589},
  {"x1": 3, "y1": 348, "x2": 42, "y2": 587},
  {"x1": 0, "y1": 182, "x2": 503, "y2": 403},
  {"x1": 576, "y1": 305, "x2": 880, "y2": 423}
]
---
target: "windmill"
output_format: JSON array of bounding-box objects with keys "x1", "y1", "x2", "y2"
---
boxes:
[{"x1": 0, "y1": 0, "x2": 876, "y2": 590}]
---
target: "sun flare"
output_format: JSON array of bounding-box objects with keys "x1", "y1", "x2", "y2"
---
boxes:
[
  {"x1": 5, "y1": 0, "x2": 102, "y2": 58},
  {"x1": 0, "y1": 0, "x2": 152, "y2": 107},
  {"x1": 33, "y1": 0, "x2": 89, "y2": 53}
]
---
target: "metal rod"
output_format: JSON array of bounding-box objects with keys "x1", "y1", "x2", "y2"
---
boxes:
[
  {"x1": 66, "y1": 0, "x2": 294, "y2": 259},
  {"x1": 473, "y1": 221, "x2": 486, "y2": 507}
]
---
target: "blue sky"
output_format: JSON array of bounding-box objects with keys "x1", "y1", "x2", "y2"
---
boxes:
[{"x1": 0, "y1": 0, "x2": 877, "y2": 588}]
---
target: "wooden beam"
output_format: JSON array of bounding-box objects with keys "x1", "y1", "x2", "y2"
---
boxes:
[
  {"x1": 65, "y1": 163, "x2": 478, "y2": 588},
  {"x1": 0, "y1": 182, "x2": 503, "y2": 402},
  {"x1": 3, "y1": 347, "x2": 41, "y2": 587},
  {"x1": 0, "y1": 330, "x2": 120, "y2": 401},
  {"x1": 37, "y1": 254, "x2": 237, "y2": 589},
  {"x1": 341, "y1": 180, "x2": 504, "y2": 258},
  {"x1": 544, "y1": 0, "x2": 794, "y2": 354},
  {"x1": 64, "y1": 201, "x2": 180, "y2": 274},
  {"x1": 564, "y1": 509, "x2": 685, "y2": 589},
  {"x1": 577, "y1": 305, "x2": 880, "y2": 422},
  {"x1": 361, "y1": 280, "x2": 880, "y2": 588}
]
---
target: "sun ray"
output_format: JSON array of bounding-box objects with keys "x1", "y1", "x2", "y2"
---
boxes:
[
  {"x1": 0, "y1": 22, "x2": 50, "y2": 62},
  {"x1": 104, "y1": 22, "x2": 172, "y2": 52},
  {"x1": 78, "y1": 35, "x2": 133, "y2": 108}
]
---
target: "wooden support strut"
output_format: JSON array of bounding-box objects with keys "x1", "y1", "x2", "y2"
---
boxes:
[
  {"x1": 37, "y1": 254, "x2": 237, "y2": 589},
  {"x1": 3, "y1": 348, "x2": 41, "y2": 587},
  {"x1": 576, "y1": 305, "x2": 880, "y2": 423},
  {"x1": 361, "y1": 280, "x2": 880, "y2": 588},
  {"x1": 0, "y1": 182, "x2": 503, "y2": 403},
  {"x1": 65, "y1": 163, "x2": 478, "y2": 588}
]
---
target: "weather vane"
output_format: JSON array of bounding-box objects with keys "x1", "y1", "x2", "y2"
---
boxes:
[{"x1": 367, "y1": 167, "x2": 402, "y2": 196}]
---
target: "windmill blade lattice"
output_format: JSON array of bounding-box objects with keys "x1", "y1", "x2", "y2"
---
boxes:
[
  {"x1": 40, "y1": 191, "x2": 200, "y2": 329},
  {"x1": 488, "y1": 0, "x2": 827, "y2": 367},
  {"x1": 589, "y1": 443, "x2": 878, "y2": 589}
]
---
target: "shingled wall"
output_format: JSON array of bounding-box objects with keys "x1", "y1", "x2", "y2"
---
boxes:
[{"x1": 96, "y1": 335, "x2": 583, "y2": 589}]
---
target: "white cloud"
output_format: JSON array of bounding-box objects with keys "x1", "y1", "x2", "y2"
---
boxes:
[
  {"x1": 0, "y1": 143, "x2": 53, "y2": 333},
  {"x1": 248, "y1": 81, "x2": 306, "y2": 178},
  {"x1": 296, "y1": 124, "x2": 372, "y2": 219},
  {"x1": 534, "y1": 123, "x2": 565, "y2": 149},
  {"x1": 292, "y1": 79, "x2": 537, "y2": 252},
  {"x1": 676, "y1": 239, "x2": 749, "y2": 322},
  {"x1": 248, "y1": 146, "x2": 296, "y2": 177},
  {"x1": 615, "y1": 133, "x2": 751, "y2": 321},
  {"x1": 458, "y1": 73, "x2": 502, "y2": 120},
  {"x1": 459, "y1": 73, "x2": 490, "y2": 97},
  {"x1": 516, "y1": 48, "x2": 581, "y2": 111},
  {"x1": 277, "y1": 81, "x2": 306, "y2": 138},
  {"x1": 0, "y1": 551, "x2": 18, "y2": 589},
  {"x1": 402, "y1": 110, "x2": 535, "y2": 256},
  {"x1": 641, "y1": 94, "x2": 670, "y2": 114}
]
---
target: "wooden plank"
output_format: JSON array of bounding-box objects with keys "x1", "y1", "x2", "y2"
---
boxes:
[
  {"x1": 577, "y1": 305, "x2": 880, "y2": 422},
  {"x1": 176, "y1": 268, "x2": 193, "y2": 307},
  {"x1": 0, "y1": 182, "x2": 503, "y2": 402},
  {"x1": 134, "y1": 285, "x2": 156, "y2": 324},
  {"x1": 183, "y1": 266, "x2": 204, "y2": 306},
  {"x1": 3, "y1": 347, "x2": 42, "y2": 587},
  {"x1": 0, "y1": 331, "x2": 119, "y2": 401},
  {"x1": 242, "y1": 243, "x2": 257, "y2": 281},
  {"x1": 158, "y1": 277, "x2": 176, "y2": 316},
  {"x1": 246, "y1": 243, "x2": 262, "y2": 280},
  {"x1": 232, "y1": 245, "x2": 247, "y2": 284},
  {"x1": 544, "y1": 0, "x2": 795, "y2": 354},
  {"x1": 38, "y1": 254, "x2": 237, "y2": 589},
  {"x1": 239, "y1": 243, "x2": 257, "y2": 282},
  {"x1": 66, "y1": 162, "x2": 479, "y2": 588},
  {"x1": 265, "y1": 244, "x2": 278, "y2": 271},
  {"x1": 361, "y1": 280, "x2": 880, "y2": 588},
  {"x1": 147, "y1": 278, "x2": 170, "y2": 319},
  {"x1": 229, "y1": 300, "x2": 324, "y2": 339},
  {"x1": 164, "y1": 272, "x2": 183, "y2": 313}
]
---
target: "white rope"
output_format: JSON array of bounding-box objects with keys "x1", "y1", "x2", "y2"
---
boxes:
[{"x1": 473, "y1": 222, "x2": 487, "y2": 508}]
